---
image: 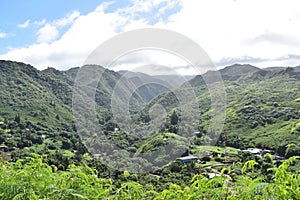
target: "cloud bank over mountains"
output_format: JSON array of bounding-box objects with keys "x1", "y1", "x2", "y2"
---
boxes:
[{"x1": 1, "y1": 0, "x2": 300, "y2": 74}]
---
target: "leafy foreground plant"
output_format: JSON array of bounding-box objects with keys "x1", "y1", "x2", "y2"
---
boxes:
[{"x1": 0, "y1": 154, "x2": 299, "y2": 199}]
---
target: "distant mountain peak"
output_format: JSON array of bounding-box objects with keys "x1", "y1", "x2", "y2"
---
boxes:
[{"x1": 220, "y1": 64, "x2": 260, "y2": 76}]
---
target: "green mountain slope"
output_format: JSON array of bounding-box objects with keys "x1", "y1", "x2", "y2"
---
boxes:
[
  {"x1": 0, "y1": 61, "x2": 88, "y2": 167},
  {"x1": 1, "y1": 60, "x2": 299, "y2": 170},
  {"x1": 0, "y1": 60, "x2": 177, "y2": 168},
  {"x1": 138, "y1": 65, "x2": 300, "y2": 156},
  {"x1": 0, "y1": 60, "x2": 73, "y2": 126}
]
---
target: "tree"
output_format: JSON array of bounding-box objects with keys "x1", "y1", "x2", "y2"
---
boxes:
[
  {"x1": 285, "y1": 144, "x2": 300, "y2": 158},
  {"x1": 14, "y1": 114, "x2": 20, "y2": 123},
  {"x1": 170, "y1": 110, "x2": 178, "y2": 125}
]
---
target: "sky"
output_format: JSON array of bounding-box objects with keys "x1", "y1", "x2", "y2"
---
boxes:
[{"x1": 1, "y1": 0, "x2": 300, "y2": 75}]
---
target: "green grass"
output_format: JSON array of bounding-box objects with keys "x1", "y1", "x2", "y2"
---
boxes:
[{"x1": 192, "y1": 145, "x2": 239, "y2": 156}]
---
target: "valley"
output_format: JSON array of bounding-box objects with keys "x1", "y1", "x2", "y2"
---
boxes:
[{"x1": 0, "y1": 60, "x2": 299, "y2": 199}]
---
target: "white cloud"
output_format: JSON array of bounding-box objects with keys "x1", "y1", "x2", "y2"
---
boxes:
[
  {"x1": 37, "y1": 24, "x2": 59, "y2": 43},
  {"x1": 54, "y1": 11, "x2": 80, "y2": 27},
  {"x1": 0, "y1": 31, "x2": 7, "y2": 38},
  {"x1": 18, "y1": 20, "x2": 30, "y2": 28},
  {"x1": 160, "y1": 0, "x2": 300, "y2": 68},
  {"x1": 1, "y1": 0, "x2": 300, "y2": 72},
  {"x1": 0, "y1": 2, "x2": 155, "y2": 69},
  {"x1": 36, "y1": 11, "x2": 80, "y2": 44},
  {"x1": 109, "y1": 49, "x2": 204, "y2": 75},
  {"x1": 34, "y1": 19, "x2": 46, "y2": 26}
]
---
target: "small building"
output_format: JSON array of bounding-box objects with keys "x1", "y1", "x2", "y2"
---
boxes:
[
  {"x1": 261, "y1": 149, "x2": 274, "y2": 155},
  {"x1": 0, "y1": 152, "x2": 11, "y2": 161},
  {"x1": 241, "y1": 148, "x2": 262, "y2": 154},
  {"x1": 241, "y1": 148, "x2": 275, "y2": 155},
  {"x1": 177, "y1": 155, "x2": 199, "y2": 163},
  {"x1": 0, "y1": 143, "x2": 11, "y2": 161},
  {"x1": 0, "y1": 143, "x2": 8, "y2": 152},
  {"x1": 93, "y1": 154, "x2": 101, "y2": 159},
  {"x1": 273, "y1": 155, "x2": 285, "y2": 161},
  {"x1": 203, "y1": 172, "x2": 231, "y2": 180},
  {"x1": 225, "y1": 150, "x2": 230, "y2": 154},
  {"x1": 149, "y1": 174, "x2": 160, "y2": 179}
]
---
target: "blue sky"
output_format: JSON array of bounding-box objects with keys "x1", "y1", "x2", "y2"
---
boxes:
[
  {"x1": 0, "y1": 0, "x2": 181, "y2": 53},
  {"x1": 1, "y1": 0, "x2": 300, "y2": 74},
  {"x1": 0, "y1": 0, "x2": 128, "y2": 53}
]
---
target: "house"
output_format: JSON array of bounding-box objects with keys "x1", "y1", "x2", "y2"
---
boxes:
[
  {"x1": 241, "y1": 148, "x2": 262, "y2": 154},
  {"x1": 225, "y1": 150, "x2": 230, "y2": 154},
  {"x1": 0, "y1": 152, "x2": 11, "y2": 161},
  {"x1": 93, "y1": 154, "x2": 101, "y2": 159},
  {"x1": 203, "y1": 172, "x2": 231, "y2": 180},
  {"x1": 177, "y1": 155, "x2": 199, "y2": 163},
  {"x1": 240, "y1": 148, "x2": 275, "y2": 156},
  {"x1": 273, "y1": 155, "x2": 285, "y2": 161},
  {"x1": 0, "y1": 143, "x2": 11, "y2": 161},
  {"x1": 0, "y1": 143, "x2": 8, "y2": 152},
  {"x1": 149, "y1": 174, "x2": 160, "y2": 179},
  {"x1": 261, "y1": 149, "x2": 274, "y2": 155}
]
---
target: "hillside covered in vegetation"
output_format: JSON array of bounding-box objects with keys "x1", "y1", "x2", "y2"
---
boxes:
[{"x1": 0, "y1": 60, "x2": 299, "y2": 199}]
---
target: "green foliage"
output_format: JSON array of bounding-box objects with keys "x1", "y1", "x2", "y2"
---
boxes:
[
  {"x1": 242, "y1": 160, "x2": 258, "y2": 174},
  {"x1": 285, "y1": 143, "x2": 300, "y2": 158},
  {"x1": 170, "y1": 110, "x2": 178, "y2": 125},
  {"x1": 0, "y1": 155, "x2": 299, "y2": 199}
]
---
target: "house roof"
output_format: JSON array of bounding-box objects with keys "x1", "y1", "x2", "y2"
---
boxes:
[
  {"x1": 177, "y1": 155, "x2": 198, "y2": 161},
  {"x1": 242, "y1": 148, "x2": 261, "y2": 154},
  {"x1": 0, "y1": 143, "x2": 8, "y2": 148}
]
